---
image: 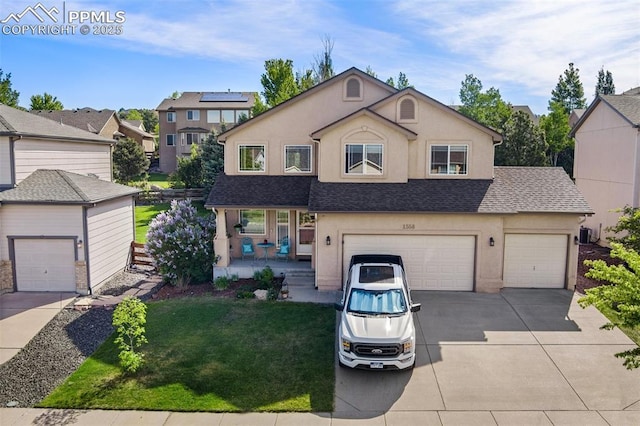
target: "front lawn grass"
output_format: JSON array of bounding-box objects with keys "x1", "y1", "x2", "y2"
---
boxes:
[
  {"x1": 135, "y1": 201, "x2": 209, "y2": 243},
  {"x1": 597, "y1": 304, "x2": 640, "y2": 346},
  {"x1": 39, "y1": 298, "x2": 336, "y2": 412}
]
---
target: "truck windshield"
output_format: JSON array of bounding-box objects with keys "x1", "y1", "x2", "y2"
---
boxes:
[{"x1": 347, "y1": 288, "x2": 407, "y2": 315}]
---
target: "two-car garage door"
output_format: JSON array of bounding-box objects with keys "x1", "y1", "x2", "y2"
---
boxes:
[
  {"x1": 343, "y1": 235, "x2": 475, "y2": 291},
  {"x1": 14, "y1": 239, "x2": 76, "y2": 292}
]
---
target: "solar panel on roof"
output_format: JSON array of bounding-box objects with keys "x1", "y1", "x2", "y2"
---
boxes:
[{"x1": 200, "y1": 92, "x2": 249, "y2": 102}]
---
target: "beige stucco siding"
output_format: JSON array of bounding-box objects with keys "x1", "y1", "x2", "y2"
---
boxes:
[
  {"x1": 0, "y1": 137, "x2": 12, "y2": 185},
  {"x1": 14, "y1": 138, "x2": 112, "y2": 183},
  {"x1": 0, "y1": 205, "x2": 84, "y2": 261},
  {"x1": 372, "y1": 97, "x2": 496, "y2": 180},
  {"x1": 87, "y1": 197, "x2": 135, "y2": 289},
  {"x1": 314, "y1": 212, "x2": 580, "y2": 292},
  {"x1": 574, "y1": 102, "x2": 640, "y2": 243},
  {"x1": 224, "y1": 77, "x2": 393, "y2": 176}
]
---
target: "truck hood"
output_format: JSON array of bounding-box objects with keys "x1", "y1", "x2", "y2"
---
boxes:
[{"x1": 342, "y1": 312, "x2": 413, "y2": 340}]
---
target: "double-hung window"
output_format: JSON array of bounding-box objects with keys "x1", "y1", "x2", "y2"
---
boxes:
[
  {"x1": 285, "y1": 145, "x2": 312, "y2": 173},
  {"x1": 276, "y1": 210, "x2": 289, "y2": 246},
  {"x1": 239, "y1": 209, "x2": 265, "y2": 235},
  {"x1": 166, "y1": 134, "x2": 176, "y2": 146},
  {"x1": 238, "y1": 145, "x2": 265, "y2": 172},
  {"x1": 166, "y1": 112, "x2": 176, "y2": 122},
  {"x1": 430, "y1": 145, "x2": 468, "y2": 175},
  {"x1": 185, "y1": 133, "x2": 201, "y2": 145},
  {"x1": 186, "y1": 110, "x2": 200, "y2": 121},
  {"x1": 345, "y1": 144, "x2": 383, "y2": 175}
]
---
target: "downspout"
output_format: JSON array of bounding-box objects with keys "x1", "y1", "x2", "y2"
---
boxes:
[
  {"x1": 9, "y1": 135, "x2": 20, "y2": 186},
  {"x1": 82, "y1": 206, "x2": 91, "y2": 294},
  {"x1": 634, "y1": 128, "x2": 640, "y2": 207}
]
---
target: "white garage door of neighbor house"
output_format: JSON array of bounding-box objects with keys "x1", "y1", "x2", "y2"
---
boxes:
[
  {"x1": 503, "y1": 234, "x2": 567, "y2": 288},
  {"x1": 343, "y1": 235, "x2": 476, "y2": 291},
  {"x1": 14, "y1": 239, "x2": 76, "y2": 292}
]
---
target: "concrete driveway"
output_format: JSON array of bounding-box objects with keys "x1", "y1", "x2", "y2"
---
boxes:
[
  {"x1": 335, "y1": 289, "x2": 640, "y2": 424},
  {"x1": 0, "y1": 292, "x2": 76, "y2": 364}
]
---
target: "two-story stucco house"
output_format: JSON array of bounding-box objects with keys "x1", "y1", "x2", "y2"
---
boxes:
[
  {"x1": 207, "y1": 68, "x2": 592, "y2": 292},
  {"x1": 156, "y1": 91, "x2": 256, "y2": 173},
  {"x1": 571, "y1": 88, "x2": 640, "y2": 245},
  {"x1": 0, "y1": 104, "x2": 139, "y2": 295}
]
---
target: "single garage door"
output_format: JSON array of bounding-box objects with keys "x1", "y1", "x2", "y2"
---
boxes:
[
  {"x1": 343, "y1": 235, "x2": 475, "y2": 291},
  {"x1": 14, "y1": 239, "x2": 76, "y2": 292},
  {"x1": 503, "y1": 234, "x2": 567, "y2": 288}
]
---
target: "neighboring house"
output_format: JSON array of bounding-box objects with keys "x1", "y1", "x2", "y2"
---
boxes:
[
  {"x1": 571, "y1": 88, "x2": 640, "y2": 245},
  {"x1": 207, "y1": 68, "x2": 592, "y2": 292},
  {"x1": 31, "y1": 108, "x2": 155, "y2": 157},
  {"x1": 0, "y1": 105, "x2": 139, "y2": 295},
  {"x1": 156, "y1": 91, "x2": 256, "y2": 173}
]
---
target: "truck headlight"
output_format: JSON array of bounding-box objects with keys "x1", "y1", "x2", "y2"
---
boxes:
[
  {"x1": 342, "y1": 339, "x2": 352, "y2": 352},
  {"x1": 402, "y1": 339, "x2": 413, "y2": 354}
]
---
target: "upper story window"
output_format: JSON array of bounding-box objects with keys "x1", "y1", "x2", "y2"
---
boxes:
[
  {"x1": 166, "y1": 134, "x2": 176, "y2": 146},
  {"x1": 221, "y1": 110, "x2": 235, "y2": 124},
  {"x1": 166, "y1": 111, "x2": 176, "y2": 122},
  {"x1": 186, "y1": 110, "x2": 200, "y2": 121},
  {"x1": 344, "y1": 77, "x2": 363, "y2": 101},
  {"x1": 239, "y1": 145, "x2": 265, "y2": 172},
  {"x1": 430, "y1": 145, "x2": 468, "y2": 175},
  {"x1": 285, "y1": 145, "x2": 312, "y2": 173},
  {"x1": 399, "y1": 98, "x2": 416, "y2": 121},
  {"x1": 207, "y1": 110, "x2": 220, "y2": 123},
  {"x1": 345, "y1": 143, "x2": 383, "y2": 175}
]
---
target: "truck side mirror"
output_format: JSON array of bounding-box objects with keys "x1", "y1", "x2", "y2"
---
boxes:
[
  {"x1": 410, "y1": 303, "x2": 421, "y2": 313},
  {"x1": 334, "y1": 302, "x2": 344, "y2": 311}
]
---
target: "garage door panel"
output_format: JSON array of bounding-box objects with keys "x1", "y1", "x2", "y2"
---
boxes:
[
  {"x1": 503, "y1": 234, "x2": 567, "y2": 288},
  {"x1": 14, "y1": 239, "x2": 76, "y2": 292},
  {"x1": 343, "y1": 235, "x2": 475, "y2": 291}
]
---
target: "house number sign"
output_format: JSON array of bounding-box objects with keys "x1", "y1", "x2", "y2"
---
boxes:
[{"x1": 402, "y1": 224, "x2": 415, "y2": 230}]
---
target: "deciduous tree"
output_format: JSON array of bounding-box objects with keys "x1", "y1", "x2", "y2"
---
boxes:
[
  {"x1": 0, "y1": 69, "x2": 20, "y2": 107},
  {"x1": 540, "y1": 101, "x2": 572, "y2": 168},
  {"x1": 30, "y1": 92, "x2": 63, "y2": 110},
  {"x1": 607, "y1": 206, "x2": 640, "y2": 253},
  {"x1": 458, "y1": 74, "x2": 512, "y2": 131},
  {"x1": 313, "y1": 35, "x2": 335, "y2": 83},
  {"x1": 260, "y1": 59, "x2": 300, "y2": 108}
]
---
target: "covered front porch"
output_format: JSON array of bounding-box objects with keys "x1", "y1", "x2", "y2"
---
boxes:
[{"x1": 213, "y1": 257, "x2": 314, "y2": 280}]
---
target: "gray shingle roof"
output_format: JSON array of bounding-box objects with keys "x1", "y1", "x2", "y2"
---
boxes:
[
  {"x1": 207, "y1": 167, "x2": 592, "y2": 215},
  {"x1": 479, "y1": 167, "x2": 592, "y2": 214},
  {"x1": 29, "y1": 107, "x2": 116, "y2": 135},
  {"x1": 0, "y1": 105, "x2": 114, "y2": 144},
  {"x1": 309, "y1": 179, "x2": 492, "y2": 212},
  {"x1": 600, "y1": 94, "x2": 640, "y2": 126},
  {"x1": 156, "y1": 92, "x2": 257, "y2": 111},
  {"x1": 0, "y1": 170, "x2": 139, "y2": 204},
  {"x1": 205, "y1": 174, "x2": 314, "y2": 208}
]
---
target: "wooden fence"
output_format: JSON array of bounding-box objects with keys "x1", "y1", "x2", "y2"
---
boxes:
[
  {"x1": 136, "y1": 188, "x2": 205, "y2": 203},
  {"x1": 127, "y1": 241, "x2": 154, "y2": 270}
]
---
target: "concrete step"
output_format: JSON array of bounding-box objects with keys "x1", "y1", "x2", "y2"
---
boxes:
[{"x1": 283, "y1": 275, "x2": 315, "y2": 287}]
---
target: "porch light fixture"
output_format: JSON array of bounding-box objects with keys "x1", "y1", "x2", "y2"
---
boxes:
[
  {"x1": 77, "y1": 239, "x2": 83, "y2": 249},
  {"x1": 574, "y1": 235, "x2": 579, "y2": 245},
  {"x1": 326, "y1": 236, "x2": 331, "y2": 246},
  {"x1": 489, "y1": 237, "x2": 495, "y2": 247}
]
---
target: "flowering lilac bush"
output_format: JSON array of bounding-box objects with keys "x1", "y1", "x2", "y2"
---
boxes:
[{"x1": 145, "y1": 199, "x2": 216, "y2": 286}]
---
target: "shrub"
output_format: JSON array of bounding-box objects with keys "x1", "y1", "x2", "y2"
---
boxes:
[
  {"x1": 112, "y1": 297, "x2": 148, "y2": 374},
  {"x1": 145, "y1": 199, "x2": 216, "y2": 286},
  {"x1": 253, "y1": 266, "x2": 275, "y2": 289},
  {"x1": 213, "y1": 275, "x2": 229, "y2": 290},
  {"x1": 236, "y1": 290, "x2": 255, "y2": 299}
]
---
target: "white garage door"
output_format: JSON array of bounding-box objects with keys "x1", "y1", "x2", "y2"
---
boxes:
[
  {"x1": 14, "y1": 239, "x2": 76, "y2": 292},
  {"x1": 503, "y1": 234, "x2": 567, "y2": 288},
  {"x1": 343, "y1": 235, "x2": 475, "y2": 291}
]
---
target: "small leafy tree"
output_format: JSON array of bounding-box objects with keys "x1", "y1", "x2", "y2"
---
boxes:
[
  {"x1": 169, "y1": 144, "x2": 203, "y2": 188},
  {"x1": 30, "y1": 92, "x2": 63, "y2": 110},
  {"x1": 112, "y1": 296, "x2": 148, "y2": 373},
  {"x1": 145, "y1": 199, "x2": 216, "y2": 286},
  {"x1": 578, "y1": 243, "x2": 640, "y2": 369},
  {"x1": 0, "y1": 69, "x2": 20, "y2": 107},
  {"x1": 113, "y1": 138, "x2": 150, "y2": 183},
  {"x1": 607, "y1": 206, "x2": 640, "y2": 252}
]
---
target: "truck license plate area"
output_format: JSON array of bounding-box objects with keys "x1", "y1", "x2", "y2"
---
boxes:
[{"x1": 370, "y1": 362, "x2": 384, "y2": 369}]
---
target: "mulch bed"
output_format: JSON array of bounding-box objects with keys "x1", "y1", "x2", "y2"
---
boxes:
[
  {"x1": 576, "y1": 243, "x2": 621, "y2": 294},
  {"x1": 151, "y1": 278, "x2": 284, "y2": 300}
]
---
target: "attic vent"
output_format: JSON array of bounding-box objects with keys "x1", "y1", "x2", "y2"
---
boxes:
[
  {"x1": 346, "y1": 77, "x2": 361, "y2": 99},
  {"x1": 399, "y1": 98, "x2": 415, "y2": 120}
]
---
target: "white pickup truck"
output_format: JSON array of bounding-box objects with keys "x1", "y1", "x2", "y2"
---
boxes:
[{"x1": 335, "y1": 255, "x2": 421, "y2": 370}]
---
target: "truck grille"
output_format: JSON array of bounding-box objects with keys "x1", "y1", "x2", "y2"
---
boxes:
[{"x1": 353, "y1": 343, "x2": 401, "y2": 357}]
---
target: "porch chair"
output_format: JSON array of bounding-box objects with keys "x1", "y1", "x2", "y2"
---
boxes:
[
  {"x1": 241, "y1": 237, "x2": 256, "y2": 260},
  {"x1": 275, "y1": 237, "x2": 290, "y2": 262}
]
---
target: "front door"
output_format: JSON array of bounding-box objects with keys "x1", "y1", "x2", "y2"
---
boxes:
[{"x1": 296, "y1": 211, "x2": 315, "y2": 256}]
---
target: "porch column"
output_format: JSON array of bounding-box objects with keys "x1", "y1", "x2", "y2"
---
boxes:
[{"x1": 213, "y1": 208, "x2": 230, "y2": 267}]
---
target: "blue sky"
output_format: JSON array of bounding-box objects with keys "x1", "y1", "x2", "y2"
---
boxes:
[{"x1": 0, "y1": 0, "x2": 638, "y2": 115}]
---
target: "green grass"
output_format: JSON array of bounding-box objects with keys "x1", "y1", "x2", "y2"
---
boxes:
[
  {"x1": 135, "y1": 201, "x2": 210, "y2": 243},
  {"x1": 39, "y1": 298, "x2": 336, "y2": 412},
  {"x1": 147, "y1": 172, "x2": 170, "y2": 188},
  {"x1": 597, "y1": 304, "x2": 640, "y2": 346}
]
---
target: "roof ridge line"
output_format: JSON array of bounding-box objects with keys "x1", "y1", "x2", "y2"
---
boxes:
[{"x1": 57, "y1": 170, "x2": 90, "y2": 202}]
